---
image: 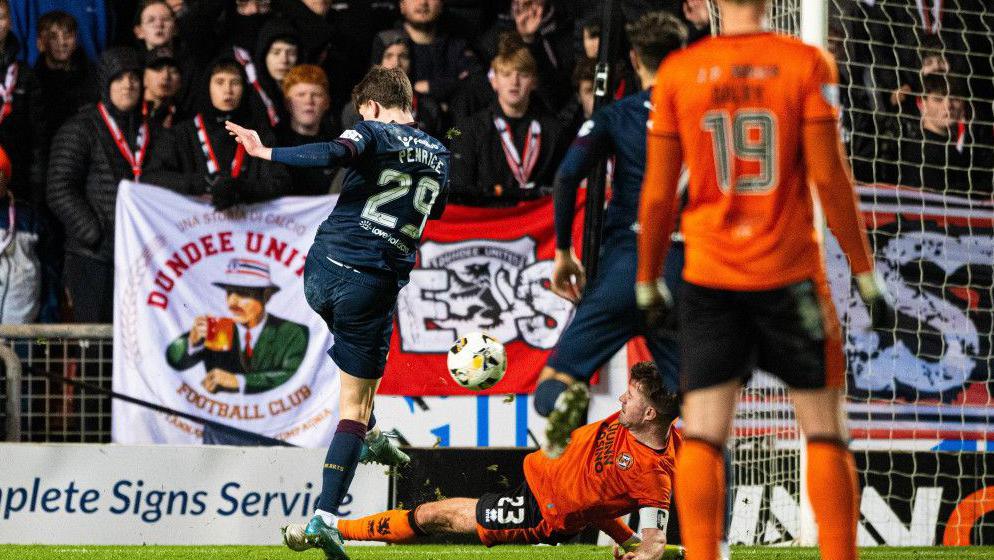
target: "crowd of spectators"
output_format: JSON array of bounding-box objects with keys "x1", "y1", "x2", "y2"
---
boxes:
[
  {"x1": 835, "y1": 0, "x2": 994, "y2": 195},
  {"x1": 0, "y1": 0, "x2": 992, "y2": 325}
]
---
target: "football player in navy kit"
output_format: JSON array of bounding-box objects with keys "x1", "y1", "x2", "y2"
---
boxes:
[
  {"x1": 537, "y1": 12, "x2": 688, "y2": 456},
  {"x1": 226, "y1": 66, "x2": 449, "y2": 560}
]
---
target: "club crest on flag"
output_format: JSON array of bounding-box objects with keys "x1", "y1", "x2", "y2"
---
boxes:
[{"x1": 396, "y1": 237, "x2": 573, "y2": 354}]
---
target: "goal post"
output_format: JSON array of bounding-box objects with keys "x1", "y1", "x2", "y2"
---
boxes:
[{"x1": 726, "y1": 0, "x2": 994, "y2": 549}]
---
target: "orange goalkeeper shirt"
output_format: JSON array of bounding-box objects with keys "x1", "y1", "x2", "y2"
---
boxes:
[
  {"x1": 523, "y1": 412, "x2": 680, "y2": 534},
  {"x1": 644, "y1": 32, "x2": 870, "y2": 290}
]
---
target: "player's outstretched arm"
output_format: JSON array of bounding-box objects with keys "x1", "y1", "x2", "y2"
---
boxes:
[
  {"x1": 635, "y1": 133, "x2": 682, "y2": 325},
  {"x1": 803, "y1": 120, "x2": 894, "y2": 328},
  {"x1": 225, "y1": 121, "x2": 273, "y2": 161},
  {"x1": 553, "y1": 115, "x2": 612, "y2": 254},
  {"x1": 597, "y1": 517, "x2": 638, "y2": 551}
]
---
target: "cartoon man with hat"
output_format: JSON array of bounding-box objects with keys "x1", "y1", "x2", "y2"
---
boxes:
[{"x1": 165, "y1": 258, "x2": 309, "y2": 394}]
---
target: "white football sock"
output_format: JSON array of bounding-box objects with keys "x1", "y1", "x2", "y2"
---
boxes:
[{"x1": 315, "y1": 508, "x2": 338, "y2": 527}]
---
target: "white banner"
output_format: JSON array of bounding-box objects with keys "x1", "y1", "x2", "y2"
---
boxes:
[
  {"x1": 0, "y1": 444, "x2": 388, "y2": 545},
  {"x1": 113, "y1": 182, "x2": 339, "y2": 446}
]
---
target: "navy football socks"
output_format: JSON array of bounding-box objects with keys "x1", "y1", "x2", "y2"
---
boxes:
[
  {"x1": 534, "y1": 379, "x2": 569, "y2": 417},
  {"x1": 317, "y1": 419, "x2": 367, "y2": 515}
]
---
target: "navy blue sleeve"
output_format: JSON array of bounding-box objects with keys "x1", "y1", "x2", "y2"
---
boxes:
[
  {"x1": 553, "y1": 110, "x2": 613, "y2": 250},
  {"x1": 429, "y1": 153, "x2": 452, "y2": 220},
  {"x1": 270, "y1": 123, "x2": 374, "y2": 167}
]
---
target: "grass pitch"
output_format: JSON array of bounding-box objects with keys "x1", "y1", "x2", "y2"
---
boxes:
[{"x1": 2, "y1": 545, "x2": 993, "y2": 560}]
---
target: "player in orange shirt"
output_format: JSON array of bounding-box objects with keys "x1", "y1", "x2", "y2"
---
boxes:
[
  {"x1": 282, "y1": 362, "x2": 685, "y2": 560},
  {"x1": 635, "y1": 1, "x2": 894, "y2": 560}
]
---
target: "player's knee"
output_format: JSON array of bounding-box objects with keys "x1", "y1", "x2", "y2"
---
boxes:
[
  {"x1": 413, "y1": 502, "x2": 458, "y2": 535},
  {"x1": 534, "y1": 378, "x2": 569, "y2": 417},
  {"x1": 412, "y1": 503, "x2": 439, "y2": 533},
  {"x1": 338, "y1": 373, "x2": 378, "y2": 422}
]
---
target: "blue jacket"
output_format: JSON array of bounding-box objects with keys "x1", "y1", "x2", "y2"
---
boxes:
[{"x1": 10, "y1": 0, "x2": 109, "y2": 65}]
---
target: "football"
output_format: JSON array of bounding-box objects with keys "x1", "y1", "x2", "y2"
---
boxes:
[{"x1": 446, "y1": 332, "x2": 508, "y2": 391}]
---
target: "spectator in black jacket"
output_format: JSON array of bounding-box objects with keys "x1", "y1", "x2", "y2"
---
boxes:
[
  {"x1": 46, "y1": 47, "x2": 178, "y2": 322},
  {"x1": 576, "y1": 15, "x2": 642, "y2": 99},
  {"x1": 341, "y1": 33, "x2": 443, "y2": 139},
  {"x1": 0, "y1": 0, "x2": 47, "y2": 206},
  {"x1": 242, "y1": 19, "x2": 300, "y2": 129},
  {"x1": 33, "y1": 11, "x2": 97, "y2": 149},
  {"x1": 276, "y1": 64, "x2": 338, "y2": 195},
  {"x1": 889, "y1": 75, "x2": 993, "y2": 196},
  {"x1": 143, "y1": 47, "x2": 182, "y2": 127},
  {"x1": 133, "y1": 0, "x2": 217, "y2": 127},
  {"x1": 144, "y1": 55, "x2": 291, "y2": 208},
  {"x1": 450, "y1": 34, "x2": 568, "y2": 207},
  {"x1": 271, "y1": 0, "x2": 351, "y2": 113},
  {"x1": 225, "y1": 0, "x2": 274, "y2": 52},
  {"x1": 373, "y1": 0, "x2": 479, "y2": 107},
  {"x1": 558, "y1": 56, "x2": 597, "y2": 141}
]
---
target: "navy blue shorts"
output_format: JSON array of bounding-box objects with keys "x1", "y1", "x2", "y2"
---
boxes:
[
  {"x1": 546, "y1": 231, "x2": 684, "y2": 392},
  {"x1": 303, "y1": 251, "x2": 400, "y2": 379}
]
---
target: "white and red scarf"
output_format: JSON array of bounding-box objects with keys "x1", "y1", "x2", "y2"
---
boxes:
[
  {"x1": 232, "y1": 46, "x2": 280, "y2": 127},
  {"x1": 493, "y1": 116, "x2": 541, "y2": 189},
  {"x1": 0, "y1": 63, "x2": 18, "y2": 126},
  {"x1": 97, "y1": 102, "x2": 150, "y2": 180},
  {"x1": 194, "y1": 113, "x2": 245, "y2": 178},
  {"x1": 915, "y1": 0, "x2": 943, "y2": 34}
]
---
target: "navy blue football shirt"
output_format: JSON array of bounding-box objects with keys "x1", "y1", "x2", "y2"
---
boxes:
[
  {"x1": 554, "y1": 89, "x2": 655, "y2": 249},
  {"x1": 273, "y1": 120, "x2": 450, "y2": 280}
]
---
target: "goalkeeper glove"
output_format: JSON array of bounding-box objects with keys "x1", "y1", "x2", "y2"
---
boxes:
[
  {"x1": 636, "y1": 279, "x2": 674, "y2": 331},
  {"x1": 854, "y1": 270, "x2": 896, "y2": 331}
]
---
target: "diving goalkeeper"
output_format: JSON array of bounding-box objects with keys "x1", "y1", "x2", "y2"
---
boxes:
[{"x1": 283, "y1": 362, "x2": 685, "y2": 560}]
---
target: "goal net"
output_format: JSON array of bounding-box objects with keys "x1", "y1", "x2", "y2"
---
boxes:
[{"x1": 722, "y1": 0, "x2": 994, "y2": 548}]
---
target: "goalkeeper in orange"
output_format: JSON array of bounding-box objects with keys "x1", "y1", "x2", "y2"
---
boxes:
[
  {"x1": 283, "y1": 362, "x2": 684, "y2": 560},
  {"x1": 635, "y1": 1, "x2": 896, "y2": 560}
]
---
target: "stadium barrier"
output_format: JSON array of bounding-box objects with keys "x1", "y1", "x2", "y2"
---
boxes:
[
  {"x1": 1, "y1": 324, "x2": 113, "y2": 443},
  {"x1": 0, "y1": 443, "x2": 389, "y2": 545}
]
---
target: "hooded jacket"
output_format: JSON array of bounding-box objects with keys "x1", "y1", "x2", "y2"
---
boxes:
[
  {"x1": 0, "y1": 33, "x2": 47, "y2": 204},
  {"x1": 46, "y1": 47, "x2": 177, "y2": 262},
  {"x1": 143, "y1": 55, "x2": 291, "y2": 204},
  {"x1": 245, "y1": 19, "x2": 301, "y2": 129}
]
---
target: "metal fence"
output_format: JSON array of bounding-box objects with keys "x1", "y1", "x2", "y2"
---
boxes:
[{"x1": 0, "y1": 324, "x2": 113, "y2": 442}]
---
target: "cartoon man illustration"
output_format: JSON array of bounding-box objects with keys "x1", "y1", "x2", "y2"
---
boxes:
[{"x1": 165, "y1": 258, "x2": 309, "y2": 394}]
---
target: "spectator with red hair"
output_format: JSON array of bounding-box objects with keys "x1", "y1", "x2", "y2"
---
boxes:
[{"x1": 277, "y1": 64, "x2": 340, "y2": 195}]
